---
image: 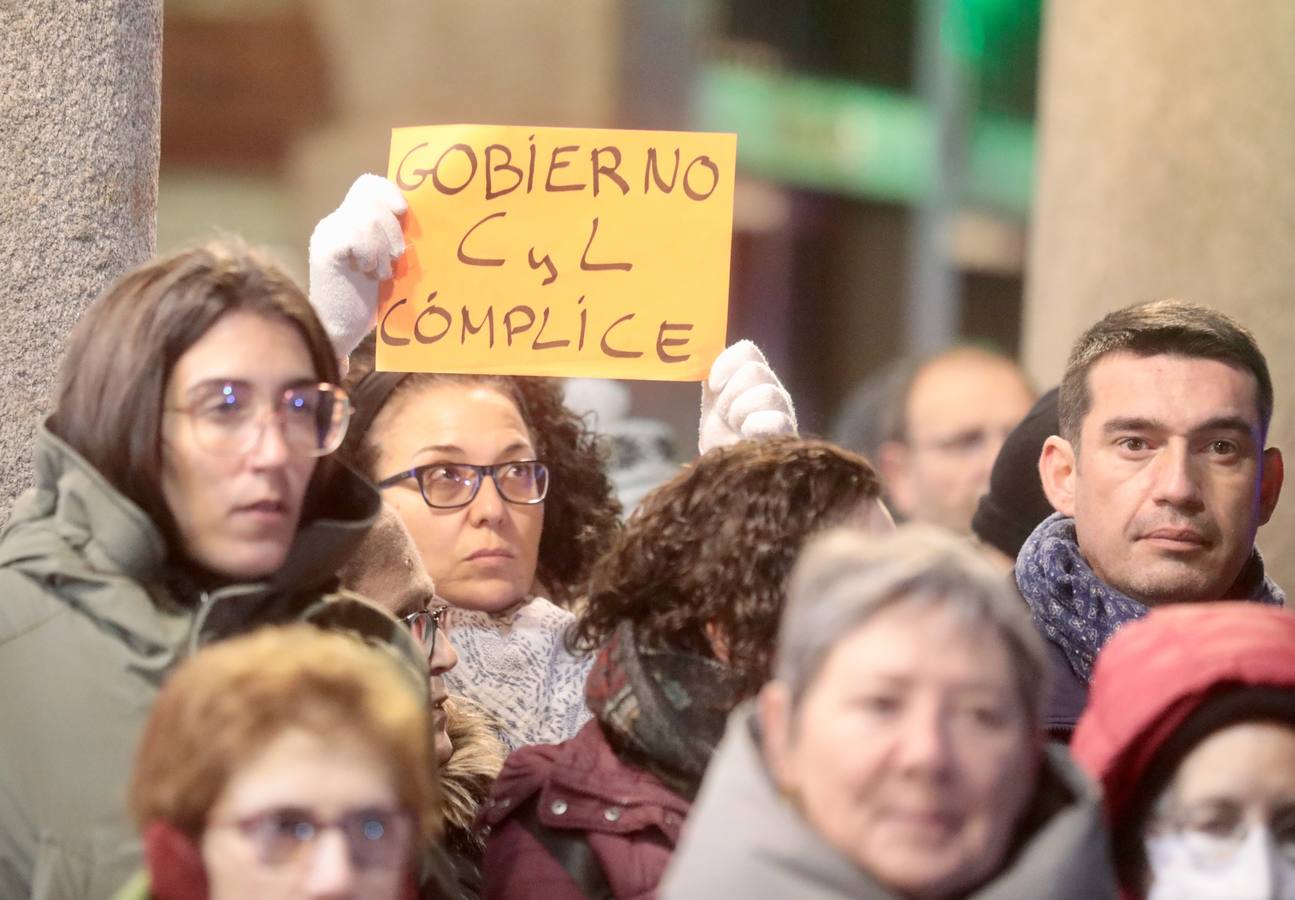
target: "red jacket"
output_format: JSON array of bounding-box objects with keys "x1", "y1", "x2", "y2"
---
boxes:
[{"x1": 478, "y1": 721, "x2": 690, "y2": 900}]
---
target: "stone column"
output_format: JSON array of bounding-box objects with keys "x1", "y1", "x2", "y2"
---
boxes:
[
  {"x1": 0, "y1": 0, "x2": 161, "y2": 516},
  {"x1": 1023, "y1": 0, "x2": 1295, "y2": 586}
]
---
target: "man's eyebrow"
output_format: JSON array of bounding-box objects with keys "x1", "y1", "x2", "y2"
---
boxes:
[
  {"x1": 1101, "y1": 415, "x2": 1256, "y2": 437},
  {"x1": 1101, "y1": 416, "x2": 1163, "y2": 434},
  {"x1": 1191, "y1": 416, "x2": 1256, "y2": 437}
]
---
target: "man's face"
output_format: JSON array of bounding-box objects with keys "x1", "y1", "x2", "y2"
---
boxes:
[
  {"x1": 1042, "y1": 352, "x2": 1282, "y2": 604},
  {"x1": 882, "y1": 353, "x2": 1035, "y2": 534}
]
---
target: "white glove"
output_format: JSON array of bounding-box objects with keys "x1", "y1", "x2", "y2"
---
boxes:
[
  {"x1": 698, "y1": 340, "x2": 798, "y2": 454},
  {"x1": 308, "y1": 174, "x2": 408, "y2": 359}
]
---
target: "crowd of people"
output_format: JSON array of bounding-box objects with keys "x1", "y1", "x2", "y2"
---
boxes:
[{"x1": 1, "y1": 171, "x2": 1293, "y2": 900}]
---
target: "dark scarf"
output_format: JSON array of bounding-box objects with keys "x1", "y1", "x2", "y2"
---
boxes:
[
  {"x1": 584, "y1": 623, "x2": 743, "y2": 800},
  {"x1": 1016, "y1": 512, "x2": 1285, "y2": 683}
]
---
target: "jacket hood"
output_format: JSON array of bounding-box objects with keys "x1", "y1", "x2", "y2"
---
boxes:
[
  {"x1": 0, "y1": 423, "x2": 381, "y2": 658},
  {"x1": 440, "y1": 695, "x2": 506, "y2": 855},
  {"x1": 1072, "y1": 602, "x2": 1295, "y2": 830},
  {"x1": 661, "y1": 703, "x2": 1117, "y2": 900}
]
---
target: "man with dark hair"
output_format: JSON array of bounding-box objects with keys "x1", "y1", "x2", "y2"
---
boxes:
[{"x1": 1018, "y1": 299, "x2": 1285, "y2": 739}]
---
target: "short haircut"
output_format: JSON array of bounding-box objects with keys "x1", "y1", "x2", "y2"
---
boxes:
[
  {"x1": 50, "y1": 238, "x2": 342, "y2": 549},
  {"x1": 887, "y1": 345, "x2": 1028, "y2": 444},
  {"x1": 129, "y1": 624, "x2": 437, "y2": 842},
  {"x1": 569, "y1": 436, "x2": 883, "y2": 698},
  {"x1": 776, "y1": 525, "x2": 1049, "y2": 727},
  {"x1": 1058, "y1": 299, "x2": 1272, "y2": 445}
]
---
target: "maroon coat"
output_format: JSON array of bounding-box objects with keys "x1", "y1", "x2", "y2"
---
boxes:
[{"x1": 478, "y1": 720, "x2": 690, "y2": 900}]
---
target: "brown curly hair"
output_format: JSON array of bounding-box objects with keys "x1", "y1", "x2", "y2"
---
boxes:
[
  {"x1": 570, "y1": 436, "x2": 883, "y2": 697},
  {"x1": 340, "y1": 332, "x2": 621, "y2": 605}
]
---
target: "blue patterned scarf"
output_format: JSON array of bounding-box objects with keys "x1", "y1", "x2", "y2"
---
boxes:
[{"x1": 1016, "y1": 512, "x2": 1285, "y2": 683}]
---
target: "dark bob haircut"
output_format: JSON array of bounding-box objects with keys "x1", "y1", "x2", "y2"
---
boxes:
[{"x1": 50, "y1": 238, "x2": 342, "y2": 550}]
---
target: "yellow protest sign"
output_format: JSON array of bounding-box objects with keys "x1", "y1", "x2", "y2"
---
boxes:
[{"x1": 376, "y1": 124, "x2": 736, "y2": 381}]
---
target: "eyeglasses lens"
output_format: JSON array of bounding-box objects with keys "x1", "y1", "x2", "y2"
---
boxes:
[
  {"x1": 403, "y1": 609, "x2": 440, "y2": 660},
  {"x1": 417, "y1": 461, "x2": 549, "y2": 508},
  {"x1": 190, "y1": 383, "x2": 349, "y2": 457},
  {"x1": 242, "y1": 808, "x2": 407, "y2": 868}
]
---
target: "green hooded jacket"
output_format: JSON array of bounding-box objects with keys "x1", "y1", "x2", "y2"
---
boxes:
[{"x1": 0, "y1": 424, "x2": 386, "y2": 900}]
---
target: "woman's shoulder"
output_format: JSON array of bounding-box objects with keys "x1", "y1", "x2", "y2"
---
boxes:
[{"x1": 0, "y1": 566, "x2": 71, "y2": 645}]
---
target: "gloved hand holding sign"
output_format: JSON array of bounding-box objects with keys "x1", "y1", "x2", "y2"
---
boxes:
[
  {"x1": 308, "y1": 174, "x2": 407, "y2": 361},
  {"x1": 698, "y1": 340, "x2": 798, "y2": 454}
]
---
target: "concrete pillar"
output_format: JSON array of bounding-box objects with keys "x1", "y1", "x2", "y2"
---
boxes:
[
  {"x1": 0, "y1": 1, "x2": 161, "y2": 516},
  {"x1": 1023, "y1": 0, "x2": 1295, "y2": 585}
]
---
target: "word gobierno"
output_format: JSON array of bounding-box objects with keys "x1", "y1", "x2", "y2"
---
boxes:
[{"x1": 381, "y1": 131, "x2": 727, "y2": 368}]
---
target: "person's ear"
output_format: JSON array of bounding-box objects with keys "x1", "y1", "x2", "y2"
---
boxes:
[
  {"x1": 143, "y1": 820, "x2": 210, "y2": 899},
  {"x1": 1259, "y1": 447, "x2": 1284, "y2": 526},
  {"x1": 758, "y1": 681, "x2": 796, "y2": 790},
  {"x1": 1039, "y1": 435, "x2": 1077, "y2": 517},
  {"x1": 876, "y1": 440, "x2": 915, "y2": 518}
]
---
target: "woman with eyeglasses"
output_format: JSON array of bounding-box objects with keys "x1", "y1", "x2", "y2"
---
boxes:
[
  {"x1": 118, "y1": 624, "x2": 449, "y2": 900},
  {"x1": 0, "y1": 239, "x2": 394, "y2": 900},
  {"x1": 1072, "y1": 603, "x2": 1295, "y2": 899},
  {"x1": 310, "y1": 175, "x2": 798, "y2": 753},
  {"x1": 335, "y1": 333, "x2": 617, "y2": 751}
]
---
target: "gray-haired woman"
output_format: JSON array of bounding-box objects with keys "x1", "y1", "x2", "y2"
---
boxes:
[{"x1": 662, "y1": 525, "x2": 1117, "y2": 900}]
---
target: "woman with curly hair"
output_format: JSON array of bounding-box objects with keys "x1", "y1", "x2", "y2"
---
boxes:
[
  {"x1": 336, "y1": 332, "x2": 618, "y2": 751},
  {"x1": 308, "y1": 175, "x2": 799, "y2": 754},
  {"x1": 477, "y1": 436, "x2": 892, "y2": 899}
]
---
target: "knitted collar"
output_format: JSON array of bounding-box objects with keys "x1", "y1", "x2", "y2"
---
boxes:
[
  {"x1": 1016, "y1": 513, "x2": 1284, "y2": 683},
  {"x1": 585, "y1": 622, "x2": 743, "y2": 800}
]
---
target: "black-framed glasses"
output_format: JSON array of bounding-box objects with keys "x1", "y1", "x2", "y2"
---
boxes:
[
  {"x1": 167, "y1": 381, "x2": 350, "y2": 458},
  {"x1": 376, "y1": 460, "x2": 549, "y2": 509},
  {"x1": 403, "y1": 606, "x2": 448, "y2": 661},
  {"x1": 211, "y1": 806, "x2": 412, "y2": 868}
]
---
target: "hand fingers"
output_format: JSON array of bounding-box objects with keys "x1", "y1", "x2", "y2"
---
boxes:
[
  {"x1": 727, "y1": 383, "x2": 794, "y2": 426},
  {"x1": 374, "y1": 204, "x2": 405, "y2": 265},
  {"x1": 707, "y1": 339, "x2": 768, "y2": 393},
  {"x1": 740, "y1": 410, "x2": 796, "y2": 438},
  {"x1": 335, "y1": 175, "x2": 407, "y2": 276},
  {"x1": 713, "y1": 360, "x2": 783, "y2": 416},
  {"x1": 346, "y1": 173, "x2": 408, "y2": 216},
  {"x1": 347, "y1": 220, "x2": 388, "y2": 276}
]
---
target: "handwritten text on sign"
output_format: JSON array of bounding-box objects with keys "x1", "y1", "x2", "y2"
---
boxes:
[{"x1": 377, "y1": 125, "x2": 736, "y2": 380}]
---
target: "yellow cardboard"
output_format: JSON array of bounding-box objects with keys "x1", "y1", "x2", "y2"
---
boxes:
[{"x1": 377, "y1": 124, "x2": 736, "y2": 381}]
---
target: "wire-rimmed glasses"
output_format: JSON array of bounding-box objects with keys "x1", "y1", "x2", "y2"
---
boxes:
[
  {"x1": 167, "y1": 381, "x2": 350, "y2": 457},
  {"x1": 210, "y1": 806, "x2": 412, "y2": 868},
  {"x1": 402, "y1": 605, "x2": 448, "y2": 661}
]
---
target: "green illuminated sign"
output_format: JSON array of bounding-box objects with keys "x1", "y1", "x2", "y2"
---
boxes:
[{"x1": 695, "y1": 64, "x2": 1034, "y2": 217}]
